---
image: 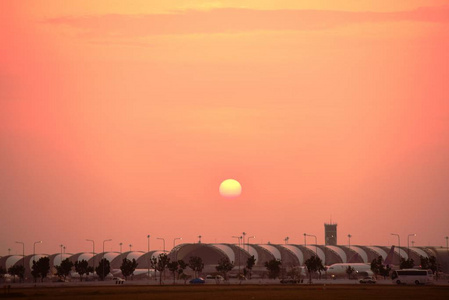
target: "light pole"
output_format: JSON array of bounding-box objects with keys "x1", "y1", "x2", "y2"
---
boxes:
[
  {"x1": 303, "y1": 233, "x2": 306, "y2": 246},
  {"x1": 232, "y1": 236, "x2": 242, "y2": 276},
  {"x1": 147, "y1": 235, "x2": 150, "y2": 280},
  {"x1": 33, "y1": 241, "x2": 42, "y2": 262},
  {"x1": 129, "y1": 244, "x2": 132, "y2": 251},
  {"x1": 285, "y1": 237, "x2": 289, "y2": 245},
  {"x1": 242, "y1": 232, "x2": 246, "y2": 251},
  {"x1": 15, "y1": 241, "x2": 24, "y2": 266},
  {"x1": 248, "y1": 236, "x2": 255, "y2": 249},
  {"x1": 8, "y1": 248, "x2": 11, "y2": 256},
  {"x1": 102, "y1": 239, "x2": 112, "y2": 280},
  {"x1": 119, "y1": 243, "x2": 123, "y2": 254},
  {"x1": 306, "y1": 234, "x2": 317, "y2": 255},
  {"x1": 391, "y1": 233, "x2": 401, "y2": 263},
  {"x1": 157, "y1": 237, "x2": 166, "y2": 252},
  {"x1": 60, "y1": 244, "x2": 64, "y2": 265},
  {"x1": 445, "y1": 236, "x2": 448, "y2": 251},
  {"x1": 86, "y1": 239, "x2": 95, "y2": 270},
  {"x1": 198, "y1": 235, "x2": 202, "y2": 244},
  {"x1": 348, "y1": 234, "x2": 352, "y2": 249},
  {"x1": 63, "y1": 246, "x2": 66, "y2": 254},
  {"x1": 407, "y1": 234, "x2": 416, "y2": 257}
]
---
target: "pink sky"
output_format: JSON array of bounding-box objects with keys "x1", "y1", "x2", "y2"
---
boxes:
[{"x1": 1, "y1": 1, "x2": 449, "y2": 256}]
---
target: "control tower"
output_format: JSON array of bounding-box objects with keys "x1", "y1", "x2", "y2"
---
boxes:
[{"x1": 324, "y1": 223, "x2": 337, "y2": 245}]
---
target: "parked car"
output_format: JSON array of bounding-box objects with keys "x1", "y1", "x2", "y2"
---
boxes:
[
  {"x1": 189, "y1": 277, "x2": 206, "y2": 284},
  {"x1": 359, "y1": 276, "x2": 376, "y2": 284}
]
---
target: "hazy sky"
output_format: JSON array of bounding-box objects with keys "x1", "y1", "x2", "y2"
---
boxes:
[{"x1": 1, "y1": 1, "x2": 449, "y2": 256}]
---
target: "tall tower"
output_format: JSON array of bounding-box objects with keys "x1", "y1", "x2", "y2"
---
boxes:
[{"x1": 324, "y1": 223, "x2": 337, "y2": 245}]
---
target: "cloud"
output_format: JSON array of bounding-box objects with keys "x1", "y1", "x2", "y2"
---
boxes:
[{"x1": 43, "y1": 6, "x2": 449, "y2": 38}]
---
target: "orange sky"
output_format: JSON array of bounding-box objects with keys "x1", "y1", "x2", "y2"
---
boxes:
[{"x1": 1, "y1": 1, "x2": 449, "y2": 256}]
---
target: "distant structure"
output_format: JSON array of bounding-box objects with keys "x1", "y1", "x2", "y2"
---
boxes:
[{"x1": 325, "y1": 222, "x2": 337, "y2": 245}]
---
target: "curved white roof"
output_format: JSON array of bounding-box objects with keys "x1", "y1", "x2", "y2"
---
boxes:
[
  {"x1": 246, "y1": 245, "x2": 259, "y2": 263},
  {"x1": 394, "y1": 248, "x2": 408, "y2": 260},
  {"x1": 5, "y1": 256, "x2": 22, "y2": 269},
  {"x1": 305, "y1": 246, "x2": 325, "y2": 262},
  {"x1": 211, "y1": 244, "x2": 235, "y2": 263},
  {"x1": 150, "y1": 251, "x2": 166, "y2": 259},
  {"x1": 103, "y1": 252, "x2": 120, "y2": 262},
  {"x1": 281, "y1": 245, "x2": 304, "y2": 265},
  {"x1": 53, "y1": 254, "x2": 71, "y2": 266},
  {"x1": 77, "y1": 253, "x2": 93, "y2": 262},
  {"x1": 410, "y1": 247, "x2": 428, "y2": 259},
  {"x1": 29, "y1": 255, "x2": 47, "y2": 268},
  {"x1": 326, "y1": 246, "x2": 347, "y2": 263},
  {"x1": 126, "y1": 251, "x2": 145, "y2": 261},
  {"x1": 349, "y1": 246, "x2": 368, "y2": 263},
  {"x1": 259, "y1": 245, "x2": 281, "y2": 260},
  {"x1": 366, "y1": 246, "x2": 387, "y2": 260}
]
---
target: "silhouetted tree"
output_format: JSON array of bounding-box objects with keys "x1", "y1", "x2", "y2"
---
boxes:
[
  {"x1": 74, "y1": 260, "x2": 91, "y2": 282},
  {"x1": 31, "y1": 257, "x2": 50, "y2": 282},
  {"x1": 346, "y1": 266, "x2": 355, "y2": 279},
  {"x1": 264, "y1": 259, "x2": 282, "y2": 279},
  {"x1": 370, "y1": 256, "x2": 391, "y2": 279},
  {"x1": 246, "y1": 255, "x2": 256, "y2": 279},
  {"x1": 216, "y1": 257, "x2": 234, "y2": 280},
  {"x1": 151, "y1": 253, "x2": 170, "y2": 285},
  {"x1": 188, "y1": 256, "x2": 204, "y2": 278},
  {"x1": 56, "y1": 258, "x2": 73, "y2": 281},
  {"x1": 95, "y1": 258, "x2": 111, "y2": 280},
  {"x1": 304, "y1": 255, "x2": 325, "y2": 283},
  {"x1": 167, "y1": 261, "x2": 179, "y2": 284},
  {"x1": 420, "y1": 256, "x2": 438, "y2": 273},
  {"x1": 400, "y1": 258, "x2": 414, "y2": 269},
  {"x1": 8, "y1": 265, "x2": 25, "y2": 283},
  {"x1": 177, "y1": 260, "x2": 188, "y2": 282},
  {"x1": 120, "y1": 258, "x2": 138, "y2": 280},
  {"x1": 0, "y1": 266, "x2": 6, "y2": 283}
]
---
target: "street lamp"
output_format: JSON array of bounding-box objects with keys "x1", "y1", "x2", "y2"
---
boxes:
[
  {"x1": 86, "y1": 239, "x2": 95, "y2": 270},
  {"x1": 119, "y1": 243, "x2": 123, "y2": 254},
  {"x1": 407, "y1": 234, "x2": 416, "y2": 256},
  {"x1": 15, "y1": 241, "x2": 24, "y2": 266},
  {"x1": 445, "y1": 236, "x2": 448, "y2": 251},
  {"x1": 305, "y1": 234, "x2": 317, "y2": 254},
  {"x1": 33, "y1": 241, "x2": 42, "y2": 262},
  {"x1": 242, "y1": 232, "x2": 246, "y2": 251},
  {"x1": 284, "y1": 237, "x2": 289, "y2": 245},
  {"x1": 129, "y1": 244, "x2": 132, "y2": 251},
  {"x1": 248, "y1": 236, "x2": 255, "y2": 248},
  {"x1": 232, "y1": 236, "x2": 242, "y2": 276},
  {"x1": 303, "y1": 233, "x2": 306, "y2": 246},
  {"x1": 102, "y1": 239, "x2": 112, "y2": 279},
  {"x1": 147, "y1": 235, "x2": 150, "y2": 280},
  {"x1": 391, "y1": 233, "x2": 401, "y2": 262},
  {"x1": 8, "y1": 248, "x2": 11, "y2": 256},
  {"x1": 60, "y1": 244, "x2": 64, "y2": 265},
  {"x1": 157, "y1": 237, "x2": 166, "y2": 252},
  {"x1": 348, "y1": 234, "x2": 352, "y2": 249},
  {"x1": 198, "y1": 235, "x2": 202, "y2": 244}
]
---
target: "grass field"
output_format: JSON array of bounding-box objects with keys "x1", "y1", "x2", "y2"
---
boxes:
[{"x1": 2, "y1": 285, "x2": 449, "y2": 300}]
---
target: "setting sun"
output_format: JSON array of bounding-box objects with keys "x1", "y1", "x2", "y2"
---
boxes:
[{"x1": 219, "y1": 179, "x2": 242, "y2": 198}]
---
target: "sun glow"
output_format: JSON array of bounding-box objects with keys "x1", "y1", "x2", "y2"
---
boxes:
[{"x1": 219, "y1": 179, "x2": 242, "y2": 198}]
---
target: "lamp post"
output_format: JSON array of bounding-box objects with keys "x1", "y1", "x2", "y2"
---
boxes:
[
  {"x1": 8, "y1": 248, "x2": 11, "y2": 256},
  {"x1": 391, "y1": 233, "x2": 401, "y2": 263},
  {"x1": 198, "y1": 235, "x2": 202, "y2": 244},
  {"x1": 248, "y1": 236, "x2": 255, "y2": 248},
  {"x1": 232, "y1": 236, "x2": 242, "y2": 276},
  {"x1": 86, "y1": 239, "x2": 95, "y2": 271},
  {"x1": 102, "y1": 239, "x2": 112, "y2": 280},
  {"x1": 60, "y1": 244, "x2": 64, "y2": 266},
  {"x1": 306, "y1": 234, "x2": 317, "y2": 254},
  {"x1": 242, "y1": 232, "x2": 246, "y2": 251},
  {"x1": 303, "y1": 233, "x2": 306, "y2": 246},
  {"x1": 147, "y1": 235, "x2": 150, "y2": 280},
  {"x1": 445, "y1": 236, "x2": 448, "y2": 251},
  {"x1": 348, "y1": 234, "x2": 352, "y2": 249},
  {"x1": 157, "y1": 237, "x2": 166, "y2": 252},
  {"x1": 284, "y1": 237, "x2": 289, "y2": 245},
  {"x1": 33, "y1": 241, "x2": 42, "y2": 262},
  {"x1": 407, "y1": 234, "x2": 416, "y2": 257},
  {"x1": 119, "y1": 243, "x2": 123, "y2": 254},
  {"x1": 15, "y1": 241, "x2": 24, "y2": 266},
  {"x1": 129, "y1": 244, "x2": 132, "y2": 251}
]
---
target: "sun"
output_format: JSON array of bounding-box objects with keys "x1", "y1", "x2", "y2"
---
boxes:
[{"x1": 219, "y1": 179, "x2": 242, "y2": 198}]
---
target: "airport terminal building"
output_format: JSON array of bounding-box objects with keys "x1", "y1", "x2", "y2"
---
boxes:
[{"x1": 1, "y1": 242, "x2": 448, "y2": 280}]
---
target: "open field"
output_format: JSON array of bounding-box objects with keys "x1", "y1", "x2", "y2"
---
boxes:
[{"x1": 2, "y1": 285, "x2": 449, "y2": 300}]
